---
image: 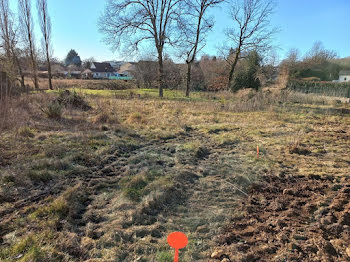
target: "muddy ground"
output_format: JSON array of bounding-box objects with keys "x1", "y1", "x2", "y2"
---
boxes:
[{"x1": 211, "y1": 174, "x2": 350, "y2": 262}]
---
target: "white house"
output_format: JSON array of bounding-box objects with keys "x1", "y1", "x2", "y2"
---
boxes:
[
  {"x1": 339, "y1": 70, "x2": 350, "y2": 82},
  {"x1": 82, "y1": 62, "x2": 116, "y2": 79}
]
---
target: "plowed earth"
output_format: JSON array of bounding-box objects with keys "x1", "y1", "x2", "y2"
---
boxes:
[{"x1": 212, "y1": 174, "x2": 350, "y2": 262}]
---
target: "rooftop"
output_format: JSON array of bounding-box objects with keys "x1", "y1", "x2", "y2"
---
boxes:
[
  {"x1": 91, "y1": 62, "x2": 115, "y2": 73},
  {"x1": 339, "y1": 70, "x2": 350, "y2": 76}
]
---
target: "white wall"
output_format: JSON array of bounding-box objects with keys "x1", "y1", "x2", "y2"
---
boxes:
[
  {"x1": 93, "y1": 72, "x2": 111, "y2": 79},
  {"x1": 339, "y1": 75, "x2": 350, "y2": 82}
]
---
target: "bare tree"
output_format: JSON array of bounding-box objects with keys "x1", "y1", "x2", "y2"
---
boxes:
[
  {"x1": 37, "y1": 0, "x2": 53, "y2": 90},
  {"x1": 182, "y1": 0, "x2": 223, "y2": 97},
  {"x1": 82, "y1": 57, "x2": 96, "y2": 70},
  {"x1": 225, "y1": 0, "x2": 277, "y2": 89},
  {"x1": 99, "y1": 0, "x2": 184, "y2": 97},
  {"x1": 135, "y1": 59, "x2": 158, "y2": 88},
  {"x1": 18, "y1": 0, "x2": 39, "y2": 89},
  {"x1": 304, "y1": 41, "x2": 337, "y2": 65},
  {"x1": 0, "y1": 0, "x2": 25, "y2": 89}
]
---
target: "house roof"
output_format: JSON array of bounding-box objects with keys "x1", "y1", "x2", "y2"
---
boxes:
[
  {"x1": 91, "y1": 62, "x2": 115, "y2": 73},
  {"x1": 339, "y1": 70, "x2": 350, "y2": 76},
  {"x1": 82, "y1": 69, "x2": 93, "y2": 74}
]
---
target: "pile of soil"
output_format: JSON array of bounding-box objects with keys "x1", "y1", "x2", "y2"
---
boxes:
[{"x1": 211, "y1": 174, "x2": 350, "y2": 262}]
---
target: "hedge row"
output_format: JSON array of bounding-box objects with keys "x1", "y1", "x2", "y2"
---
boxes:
[
  {"x1": 52, "y1": 79, "x2": 137, "y2": 90},
  {"x1": 287, "y1": 80, "x2": 350, "y2": 98}
]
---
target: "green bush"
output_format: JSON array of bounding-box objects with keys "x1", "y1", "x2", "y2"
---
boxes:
[{"x1": 231, "y1": 50, "x2": 261, "y2": 92}]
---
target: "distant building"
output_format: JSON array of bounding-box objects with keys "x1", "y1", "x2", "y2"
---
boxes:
[
  {"x1": 339, "y1": 70, "x2": 350, "y2": 82},
  {"x1": 118, "y1": 62, "x2": 137, "y2": 78},
  {"x1": 82, "y1": 62, "x2": 115, "y2": 79},
  {"x1": 64, "y1": 71, "x2": 82, "y2": 79},
  {"x1": 103, "y1": 61, "x2": 126, "y2": 71}
]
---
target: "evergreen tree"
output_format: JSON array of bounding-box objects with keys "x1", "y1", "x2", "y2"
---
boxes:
[
  {"x1": 65, "y1": 49, "x2": 81, "y2": 66},
  {"x1": 231, "y1": 50, "x2": 262, "y2": 92}
]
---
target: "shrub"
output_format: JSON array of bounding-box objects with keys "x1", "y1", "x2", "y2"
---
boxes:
[
  {"x1": 26, "y1": 170, "x2": 53, "y2": 184},
  {"x1": 55, "y1": 90, "x2": 91, "y2": 111},
  {"x1": 43, "y1": 101, "x2": 63, "y2": 120},
  {"x1": 231, "y1": 50, "x2": 262, "y2": 92}
]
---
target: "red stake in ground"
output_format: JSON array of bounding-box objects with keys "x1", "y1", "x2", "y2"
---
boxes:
[{"x1": 167, "y1": 232, "x2": 188, "y2": 262}]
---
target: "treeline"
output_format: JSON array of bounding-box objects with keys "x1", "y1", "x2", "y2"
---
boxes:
[
  {"x1": 0, "y1": 0, "x2": 53, "y2": 92},
  {"x1": 134, "y1": 50, "x2": 276, "y2": 92},
  {"x1": 281, "y1": 42, "x2": 350, "y2": 82},
  {"x1": 99, "y1": 0, "x2": 278, "y2": 97}
]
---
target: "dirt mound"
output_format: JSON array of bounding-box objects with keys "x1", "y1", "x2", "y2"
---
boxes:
[{"x1": 212, "y1": 174, "x2": 350, "y2": 262}]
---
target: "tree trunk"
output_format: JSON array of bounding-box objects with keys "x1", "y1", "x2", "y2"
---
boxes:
[
  {"x1": 32, "y1": 60, "x2": 39, "y2": 89},
  {"x1": 227, "y1": 50, "x2": 241, "y2": 90},
  {"x1": 19, "y1": 70, "x2": 25, "y2": 91},
  {"x1": 186, "y1": 62, "x2": 192, "y2": 97},
  {"x1": 29, "y1": 38, "x2": 38, "y2": 89},
  {"x1": 47, "y1": 54, "x2": 53, "y2": 90},
  {"x1": 13, "y1": 54, "x2": 25, "y2": 90},
  {"x1": 158, "y1": 54, "x2": 164, "y2": 98}
]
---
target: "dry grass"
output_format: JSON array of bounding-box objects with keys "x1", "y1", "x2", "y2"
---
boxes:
[
  {"x1": 0, "y1": 87, "x2": 349, "y2": 261},
  {"x1": 25, "y1": 77, "x2": 136, "y2": 90}
]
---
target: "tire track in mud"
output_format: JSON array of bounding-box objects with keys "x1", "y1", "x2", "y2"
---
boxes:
[
  {"x1": 77, "y1": 129, "x2": 252, "y2": 261},
  {"x1": 1, "y1": 128, "x2": 252, "y2": 261}
]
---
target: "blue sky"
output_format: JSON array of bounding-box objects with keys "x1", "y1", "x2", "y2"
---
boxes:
[{"x1": 10, "y1": 0, "x2": 350, "y2": 62}]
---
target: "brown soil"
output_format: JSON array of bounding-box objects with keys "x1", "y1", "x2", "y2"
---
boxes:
[{"x1": 211, "y1": 174, "x2": 350, "y2": 262}]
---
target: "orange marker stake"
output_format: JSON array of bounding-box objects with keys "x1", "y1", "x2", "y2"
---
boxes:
[
  {"x1": 167, "y1": 232, "x2": 188, "y2": 262},
  {"x1": 257, "y1": 145, "x2": 260, "y2": 158}
]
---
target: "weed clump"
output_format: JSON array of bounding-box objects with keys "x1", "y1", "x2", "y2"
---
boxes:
[
  {"x1": 43, "y1": 101, "x2": 63, "y2": 120},
  {"x1": 17, "y1": 126, "x2": 35, "y2": 138},
  {"x1": 126, "y1": 112, "x2": 145, "y2": 124},
  {"x1": 55, "y1": 90, "x2": 91, "y2": 111},
  {"x1": 195, "y1": 146, "x2": 210, "y2": 159},
  {"x1": 288, "y1": 140, "x2": 311, "y2": 155},
  {"x1": 93, "y1": 111, "x2": 119, "y2": 125},
  {"x1": 122, "y1": 175, "x2": 148, "y2": 201},
  {"x1": 156, "y1": 251, "x2": 173, "y2": 262},
  {"x1": 26, "y1": 170, "x2": 53, "y2": 184}
]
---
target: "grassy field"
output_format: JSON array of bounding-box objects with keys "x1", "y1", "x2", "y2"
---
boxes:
[{"x1": 0, "y1": 87, "x2": 349, "y2": 261}]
